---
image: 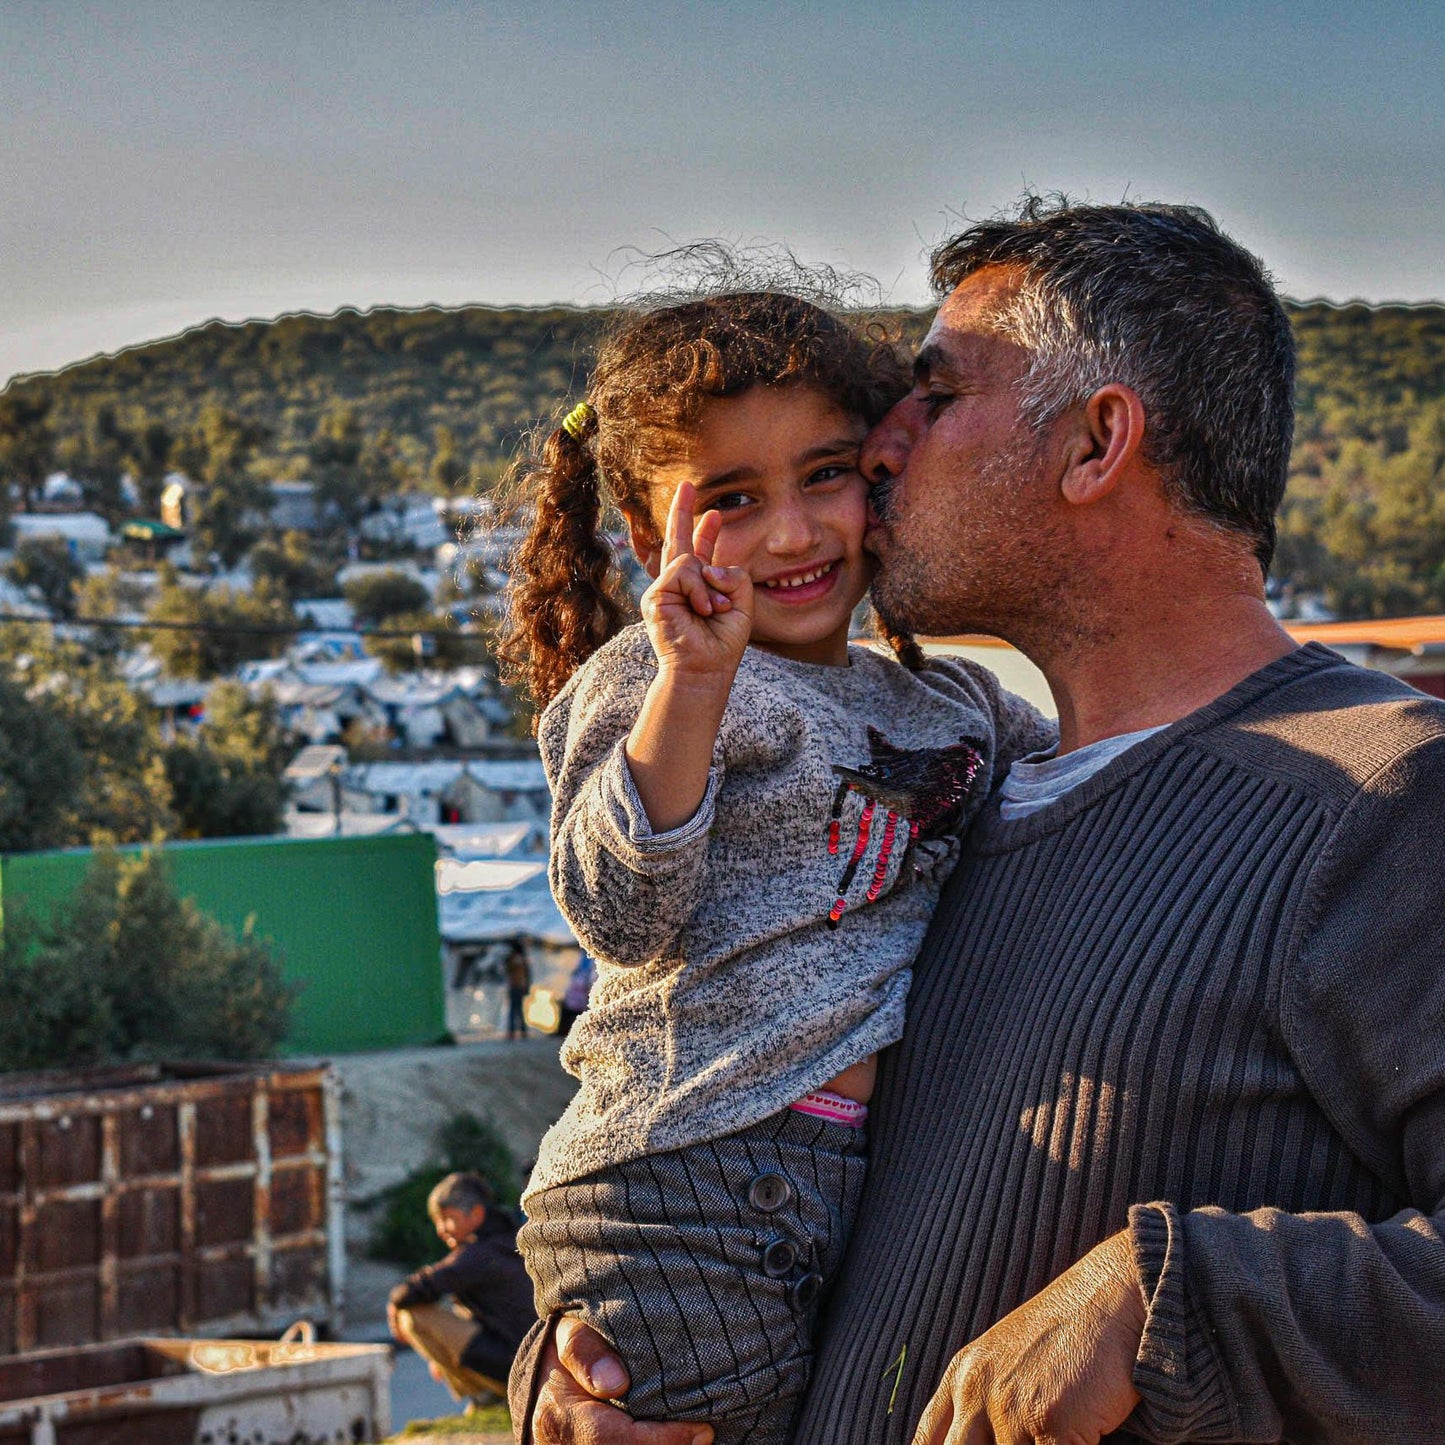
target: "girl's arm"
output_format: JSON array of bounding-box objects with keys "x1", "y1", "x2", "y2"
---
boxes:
[
  {"x1": 624, "y1": 482, "x2": 752, "y2": 831},
  {"x1": 538, "y1": 485, "x2": 752, "y2": 967}
]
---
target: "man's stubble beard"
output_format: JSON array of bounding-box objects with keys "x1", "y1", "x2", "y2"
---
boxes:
[
  {"x1": 867, "y1": 424, "x2": 1103, "y2": 658},
  {"x1": 869, "y1": 433, "x2": 1082, "y2": 647}
]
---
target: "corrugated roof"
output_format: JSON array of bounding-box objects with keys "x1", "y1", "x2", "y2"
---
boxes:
[
  {"x1": 1283, "y1": 615, "x2": 1445, "y2": 651},
  {"x1": 436, "y1": 858, "x2": 547, "y2": 894},
  {"x1": 438, "y1": 872, "x2": 573, "y2": 945},
  {"x1": 349, "y1": 760, "x2": 466, "y2": 794},
  {"x1": 466, "y1": 758, "x2": 549, "y2": 791},
  {"x1": 283, "y1": 744, "x2": 348, "y2": 783},
  {"x1": 429, "y1": 821, "x2": 536, "y2": 857}
]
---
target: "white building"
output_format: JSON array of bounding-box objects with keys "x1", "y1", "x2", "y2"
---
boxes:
[{"x1": 9, "y1": 511, "x2": 112, "y2": 562}]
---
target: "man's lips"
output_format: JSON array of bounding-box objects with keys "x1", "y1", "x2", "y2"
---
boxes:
[{"x1": 758, "y1": 558, "x2": 842, "y2": 603}]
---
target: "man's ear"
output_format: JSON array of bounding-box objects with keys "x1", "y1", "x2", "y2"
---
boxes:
[
  {"x1": 1060, "y1": 384, "x2": 1146, "y2": 507},
  {"x1": 623, "y1": 507, "x2": 663, "y2": 579}
]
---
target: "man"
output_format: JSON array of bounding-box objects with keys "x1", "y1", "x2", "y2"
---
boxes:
[
  {"x1": 519, "y1": 199, "x2": 1445, "y2": 1443},
  {"x1": 389, "y1": 1171, "x2": 536, "y2": 1406}
]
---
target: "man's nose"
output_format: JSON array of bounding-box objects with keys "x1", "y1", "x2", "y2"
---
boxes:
[{"x1": 860, "y1": 402, "x2": 911, "y2": 484}]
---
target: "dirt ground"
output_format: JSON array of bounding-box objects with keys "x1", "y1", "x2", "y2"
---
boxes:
[{"x1": 331, "y1": 1035, "x2": 576, "y2": 1328}]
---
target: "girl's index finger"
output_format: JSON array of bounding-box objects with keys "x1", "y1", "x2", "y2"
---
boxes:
[
  {"x1": 692, "y1": 506, "x2": 723, "y2": 566},
  {"x1": 662, "y1": 482, "x2": 698, "y2": 567}
]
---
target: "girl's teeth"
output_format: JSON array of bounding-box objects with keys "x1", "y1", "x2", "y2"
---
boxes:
[{"x1": 769, "y1": 564, "x2": 830, "y2": 589}]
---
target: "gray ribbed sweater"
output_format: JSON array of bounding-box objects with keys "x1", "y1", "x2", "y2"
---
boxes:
[
  {"x1": 794, "y1": 644, "x2": 1445, "y2": 1445},
  {"x1": 528, "y1": 624, "x2": 1051, "y2": 1197}
]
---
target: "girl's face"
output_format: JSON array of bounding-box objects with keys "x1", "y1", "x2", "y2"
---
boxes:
[{"x1": 632, "y1": 385, "x2": 872, "y2": 667}]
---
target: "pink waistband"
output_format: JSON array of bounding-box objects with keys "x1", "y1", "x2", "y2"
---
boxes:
[{"x1": 789, "y1": 1089, "x2": 868, "y2": 1127}]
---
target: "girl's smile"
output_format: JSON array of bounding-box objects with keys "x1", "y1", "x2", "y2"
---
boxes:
[{"x1": 632, "y1": 385, "x2": 872, "y2": 667}]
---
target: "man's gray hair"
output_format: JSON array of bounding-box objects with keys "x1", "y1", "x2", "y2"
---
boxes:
[
  {"x1": 931, "y1": 197, "x2": 1295, "y2": 571},
  {"x1": 427, "y1": 1170, "x2": 495, "y2": 1217}
]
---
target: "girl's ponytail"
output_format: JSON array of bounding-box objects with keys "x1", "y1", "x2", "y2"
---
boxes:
[
  {"x1": 498, "y1": 410, "x2": 628, "y2": 718},
  {"x1": 877, "y1": 615, "x2": 925, "y2": 672}
]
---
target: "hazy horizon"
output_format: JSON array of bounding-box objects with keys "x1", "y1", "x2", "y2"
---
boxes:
[{"x1": 5, "y1": 1, "x2": 1443, "y2": 388}]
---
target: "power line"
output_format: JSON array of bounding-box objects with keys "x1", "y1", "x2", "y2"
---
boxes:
[{"x1": 0, "y1": 610, "x2": 487, "y2": 642}]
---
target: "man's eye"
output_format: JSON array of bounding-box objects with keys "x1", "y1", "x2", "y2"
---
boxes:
[{"x1": 921, "y1": 392, "x2": 953, "y2": 417}]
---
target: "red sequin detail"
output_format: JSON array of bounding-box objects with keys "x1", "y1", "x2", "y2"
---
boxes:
[
  {"x1": 865, "y1": 811, "x2": 901, "y2": 902},
  {"x1": 851, "y1": 800, "x2": 875, "y2": 862},
  {"x1": 827, "y1": 819, "x2": 840, "y2": 854}
]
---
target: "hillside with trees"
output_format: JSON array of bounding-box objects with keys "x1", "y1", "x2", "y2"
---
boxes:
[{"x1": 3, "y1": 300, "x2": 1445, "y2": 618}]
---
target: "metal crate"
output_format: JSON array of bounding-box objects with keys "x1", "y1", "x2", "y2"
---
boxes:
[
  {"x1": 0, "y1": 1063, "x2": 344, "y2": 1353},
  {"x1": 0, "y1": 1332, "x2": 389, "y2": 1445}
]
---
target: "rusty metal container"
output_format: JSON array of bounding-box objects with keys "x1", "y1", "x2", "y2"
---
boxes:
[
  {"x1": 0, "y1": 1331, "x2": 390, "y2": 1445},
  {"x1": 0, "y1": 1063, "x2": 344, "y2": 1353}
]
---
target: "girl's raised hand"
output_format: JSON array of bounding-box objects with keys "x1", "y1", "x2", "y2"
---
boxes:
[{"x1": 641, "y1": 482, "x2": 753, "y2": 679}]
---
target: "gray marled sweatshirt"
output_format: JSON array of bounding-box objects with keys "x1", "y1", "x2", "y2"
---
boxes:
[{"x1": 526, "y1": 624, "x2": 1052, "y2": 1198}]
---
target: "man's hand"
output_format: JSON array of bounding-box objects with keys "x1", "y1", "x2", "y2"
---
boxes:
[
  {"x1": 911, "y1": 1231, "x2": 1146, "y2": 1445},
  {"x1": 531, "y1": 1315, "x2": 713, "y2": 1445}
]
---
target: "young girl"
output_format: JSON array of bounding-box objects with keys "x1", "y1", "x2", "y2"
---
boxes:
[{"x1": 500, "y1": 292, "x2": 1050, "y2": 1443}]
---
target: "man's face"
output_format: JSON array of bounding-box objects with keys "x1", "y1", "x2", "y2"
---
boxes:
[
  {"x1": 433, "y1": 1203, "x2": 486, "y2": 1250},
  {"x1": 862, "y1": 266, "x2": 1073, "y2": 641}
]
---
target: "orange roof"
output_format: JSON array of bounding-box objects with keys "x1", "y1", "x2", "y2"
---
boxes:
[
  {"x1": 929, "y1": 616, "x2": 1445, "y2": 654},
  {"x1": 1284, "y1": 615, "x2": 1445, "y2": 650},
  {"x1": 923, "y1": 634, "x2": 1013, "y2": 649}
]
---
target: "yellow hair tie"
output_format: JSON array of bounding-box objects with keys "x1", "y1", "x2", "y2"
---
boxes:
[{"x1": 561, "y1": 401, "x2": 594, "y2": 440}]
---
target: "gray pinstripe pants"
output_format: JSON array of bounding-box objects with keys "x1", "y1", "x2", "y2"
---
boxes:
[{"x1": 515, "y1": 1108, "x2": 868, "y2": 1445}]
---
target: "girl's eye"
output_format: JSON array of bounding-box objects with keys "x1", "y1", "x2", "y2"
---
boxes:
[
  {"x1": 712, "y1": 491, "x2": 752, "y2": 512},
  {"x1": 806, "y1": 463, "x2": 856, "y2": 487}
]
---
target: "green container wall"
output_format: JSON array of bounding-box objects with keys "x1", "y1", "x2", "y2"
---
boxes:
[{"x1": 0, "y1": 833, "x2": 446, "y2": 1055}]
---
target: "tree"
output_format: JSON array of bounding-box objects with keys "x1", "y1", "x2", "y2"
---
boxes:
[
  {"x1": 172, "y1": 407, "x2": 272, "y2": 566},
  {"x1": 343, "y1": 567, "x2": 431, "y2": 627},
  {"x1": 249, "y1": 530, "x2": 338, "y2": 602},
  {"x1": 121, "y1": 411, "x2": 175, "y2": 516},
  {"x1": 0, "y1": 669, "x2": 84, "y2": 852},
  {"x1": 5, "y1": 536, "x2": 85, "y2": 618},
  {"x1": 0, "y1": 849, "x2": 293, "y2": 1071},
  {"x1": 0, "y1": 393, "x2": 54, "y2": 515},
  {"x1": 56, "y1": 402, "x2": 129, "y2": 524},
  {"x1": 147, "y1": 567, "x2": 297, "y2": 679},
  {"x1": 308, "y1": 405, "x2": 369, "y2": 531},
  {"x1": 0, "y1": 627, "x2": 176, "y2": 847},
  {"x1": 165, "y1": 683, "x2": 291, "y2": 837},
  {"x1": 364, "y1": 608, "x2": 491, "y2": 674},
  {"x1": 73, "y1": 568, "x2": 151, "y2": 657},
  {"x1": 429, "y1": 424, "x2": 468, "y2": 494}
]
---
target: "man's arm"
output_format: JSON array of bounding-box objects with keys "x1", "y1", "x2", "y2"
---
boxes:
[
  {"x1": 1123, "y1": 730, "x2": 1445, "y2": 1443},
  {"x1": 907, "y1": 1230, "x2": 1144, "y2": 1445}
]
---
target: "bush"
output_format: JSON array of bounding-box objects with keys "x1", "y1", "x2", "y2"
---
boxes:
[
  {"x1": 0, "y1": 849, "x2": 294, "y2": 1072},
  {"x1": 344, "y1": 568, "x2": 431, "y2": 628},
  {"x1": 5, "y1": 537, "x2": 85, "y2": 618},
  {"x1": 146, "y1": 567, "x2": 297, "y2": 679},
  {"x1": 367, "y1": 1111, "x2": 521, "y2": 1268},
  {"x1": 164, "y1": 682, "x2": 291, "y2": 838}
]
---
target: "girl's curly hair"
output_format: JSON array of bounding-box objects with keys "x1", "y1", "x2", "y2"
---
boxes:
[{"x1": 497, "y1": 281, "x2": 919, "y2": 717}]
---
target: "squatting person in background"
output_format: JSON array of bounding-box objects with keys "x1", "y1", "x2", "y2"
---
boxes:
[{"x1": 387, "y1": 1171, "x2": 534, "y2": 1409}]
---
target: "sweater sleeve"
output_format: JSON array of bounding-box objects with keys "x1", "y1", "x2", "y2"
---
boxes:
[
  {"x1": 917, "y1": 654, "x2": 1057, "y2": 785},
  {"x1": 1127, "y1": 732, "x2": 1445, "y2": 1444},
  {"x1": 539, "y1": 635, "x2": 723, "y2": 967}
]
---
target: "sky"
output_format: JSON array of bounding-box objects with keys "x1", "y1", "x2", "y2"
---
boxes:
[{"x1": 3, "y1": 0, "x2": 1443, "y2": 387}]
